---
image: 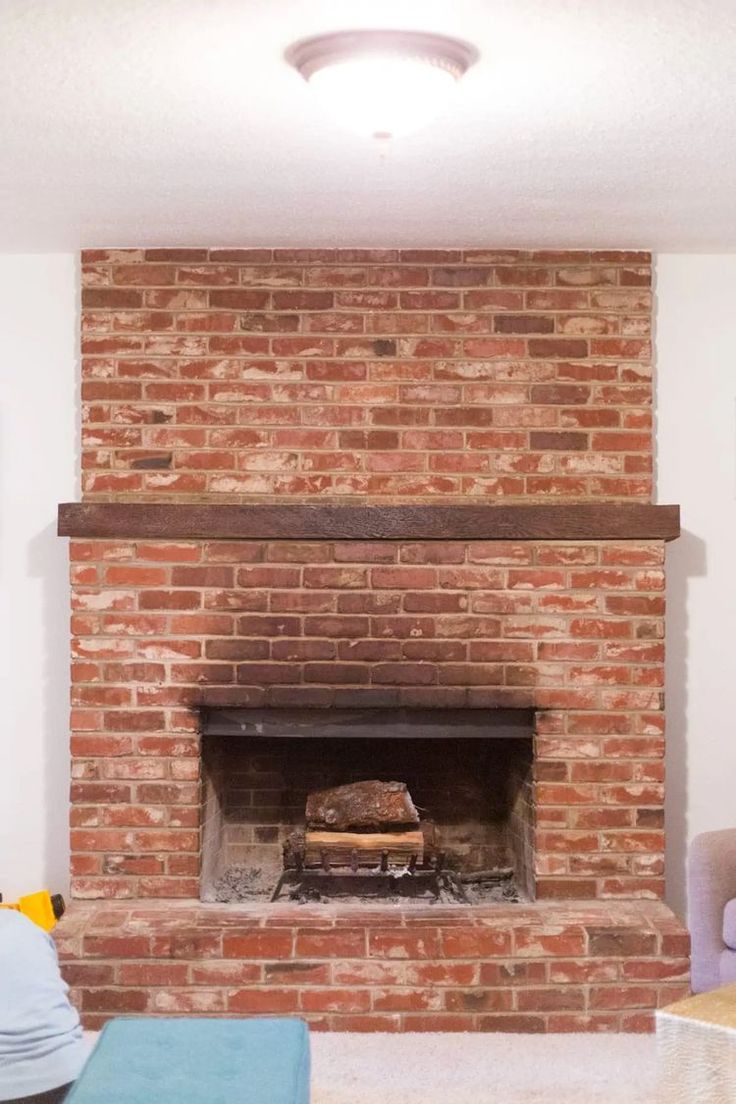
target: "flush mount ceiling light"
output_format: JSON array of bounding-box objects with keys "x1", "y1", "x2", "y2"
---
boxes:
[{"x1": 286, "y1": 30, "x2": 479, "y2": 139}]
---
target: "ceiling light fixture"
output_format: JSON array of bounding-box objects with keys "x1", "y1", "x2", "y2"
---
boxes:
[{"x1": 286, "y1": 30, "x2": 478, "y2": 140}]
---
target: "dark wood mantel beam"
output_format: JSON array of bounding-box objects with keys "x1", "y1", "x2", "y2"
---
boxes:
[{"x1": 58, "y1": 502, "x2": 680, "y2": 542}]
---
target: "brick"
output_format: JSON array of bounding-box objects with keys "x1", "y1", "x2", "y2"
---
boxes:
[
  {"x1": 144, "y1": 249, "x2": 209, "y2": 262},
  {"x1": 445, "y1": 988, "x2": 514, "y2": 1012},
  {"x1": 589, "y1": 985, "x2": 657, "y2": 1009},
  {"x1": 83, "y1": 935, "x2": 151, "y2": 957},
  {"x1": 517, "y1": 987, "x2": 586, "y2": 1012},
  {"x1": 371, "y1": 566, "x2": 438, "y2": 589},
  {"x1": 61, "y1": 964, "x2": 115, "y2": 987},
  {"x1": 117, "y1": 963, "x2": 189, "y2": 986},
  {"x1": 301, "y1": 989, "x2": 372, "y2": 1013},
  {"x1": 568, "y1": 713, "x2": 633, "y2": 735},
  {"x1": 529, "y1": 431, "x2": 588, "y2": 451},
  {"x1": 591, "y1": 431, "x2": 651, "y2": 452},
  {"x1": 304, "y1": 615, "x2": 369, "y2": 637},
  {"x1": 150, "y1": 932, "x2": 221, "y2": 959},
  {"x1": 83, "y1": 287, "x2": 143, "y2": 309},
  {"x1": 587, "y1": 929, "x2": 658, "y2": 956},
  {"x1": 149, "y1": 990, "x2": 226, "y2": 1013},
  {"x1": 112, "y1": 263, "x2": 176, "y2": 285},
  {"x1": 223, "y1": 931, "x2": 294, "y2": 958},
  {"x1": 370, "y1": 988, "x2": 443, "y2": 1012},
  {"x1": 304, "y1": 662, "x2": 369, "y2": 684},
  {"x1": 657, "y1": 930, "x2": 691, "y2": 959},
  {"x1": 531, "y1": 878, "x2": 600, "y2": 896},
  {"x1": 368, "y1": 930, "x2": 441, "y2": 959},
  {"x1": 71, "y1": 735, "x2": 133, "y2": 757},
  {"x1": 236, "y1": 566, "x2": 301, "y2": 588},
  {"x1": 570, "y1": 618, "x2": 633, "y2": 639},
  {"x1": 304, "y1": 566, "x2": 368, "y2": 589},
  {"x1": 82, "y1": 989, "x2": 149, "y2": 1013},
  {"x1": 493, "y1": 314, "x2": 554, "y2": 334},
  {"x1": 260, "y1": 962, "x2": 329, "y2": 985},
  {"x1": 138, "y1": 590, "x2": 201, "y2": 610},
  {"x1": 441, "y1": 929, "x2": 512, "y2": 957},
  {"x1": 295, "y1": 930, "x2": 367, "y2": 958},
  {"x1": 547, "y1": 959, "x2": 618, "y2": 983},
  {"x1": 104, "y1": 710, "x2": 165, "y2": 732},
  {"x1": 514, "y1": 927, "x2": 587, "y2": 957},
  {"x1": 402, "y1": 1014, "x2": 476, "y2": 1032},
  {"x1": 228, "y1": 989, "x2": 300, "y2": 1013},
  {"x1": 530, "y1": 383, "x2": 591, "y2": 405},
  {"x1": 528, "y1": 339, "x2": 588, "y2": 358}
]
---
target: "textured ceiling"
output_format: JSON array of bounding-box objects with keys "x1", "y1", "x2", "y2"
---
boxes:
[{"x1": 1, "y1": 0, "x2": 735, "y2": 251}]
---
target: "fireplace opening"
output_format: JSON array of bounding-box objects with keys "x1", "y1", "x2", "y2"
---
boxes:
[{"x1": 200, "y1": 708, "x2": 535, "y2": 906}]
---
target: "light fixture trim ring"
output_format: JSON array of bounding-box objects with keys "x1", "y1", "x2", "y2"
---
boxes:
[{"x1": 286, "y1": 29, "x2": 480, "y2": 82}]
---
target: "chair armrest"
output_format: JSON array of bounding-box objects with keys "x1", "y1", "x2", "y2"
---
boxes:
[{"x1": 688, "y1": 829, "x2": 736, "y2": 992}]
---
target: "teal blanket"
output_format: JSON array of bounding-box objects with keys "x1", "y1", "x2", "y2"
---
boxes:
[{"x1": 66, "y1": 1018, "x2": 310, "y2": 1104}]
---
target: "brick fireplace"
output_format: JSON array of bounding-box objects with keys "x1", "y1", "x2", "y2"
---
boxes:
[{"x1": 55, "y1": 247, "x2": 689, "y2": 1031}]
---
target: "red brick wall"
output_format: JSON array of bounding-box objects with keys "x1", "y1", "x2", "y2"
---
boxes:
[
  {"x1": 80, "y1": 249, "x2": 652, "y2": 502},
  {"x1": 69, "y1": 536, "x2": 665, "y2": 902}
]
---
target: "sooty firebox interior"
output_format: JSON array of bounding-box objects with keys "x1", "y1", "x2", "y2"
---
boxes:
[{"x1": 200, "y1": 708, "x2": 535, "y2": 905}]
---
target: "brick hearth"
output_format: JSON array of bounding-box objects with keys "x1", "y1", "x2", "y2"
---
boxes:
[
  {"x1": 56, "y1": 900, "x2": 688, "y2": 1032},
  {"x1": 55, "y1": 247, "x2": 689, "y2": 1031}
]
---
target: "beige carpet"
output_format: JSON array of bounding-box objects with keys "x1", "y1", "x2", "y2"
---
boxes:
[
  {"x1": 85, "y1": 1030, "x2": 659, "y2": 1102},
  {"x1": 310, "y1": 1033, "x2": 658, "y2": 1104}
]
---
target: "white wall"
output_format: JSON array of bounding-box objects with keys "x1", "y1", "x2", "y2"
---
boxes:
[
  {"x1": 656, "y1": 255, "x2": 736, "y2": 920},
  {"x1": 0, "y1": 254, "x2": 77, "y2": 901}
]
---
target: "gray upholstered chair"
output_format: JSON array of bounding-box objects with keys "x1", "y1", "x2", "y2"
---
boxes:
[{"x1": 688, "y1": 829, "x2": 736, "y2": 992}]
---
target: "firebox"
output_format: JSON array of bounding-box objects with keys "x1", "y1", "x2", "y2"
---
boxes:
[{"x1": 200, "y1": 707, "x2": 535, "y2": 905}]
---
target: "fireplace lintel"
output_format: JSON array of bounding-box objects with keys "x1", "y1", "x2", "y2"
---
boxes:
[{"x1": 201, "y1": 705, "x2": 535, "y2": 740}]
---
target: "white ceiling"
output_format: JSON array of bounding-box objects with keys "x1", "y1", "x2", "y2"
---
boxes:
[{"x1": 2, "y1": 0, "x2": 736, "y2": 251}]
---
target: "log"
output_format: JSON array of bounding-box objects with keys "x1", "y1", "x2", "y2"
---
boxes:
[
  {"x1": 305, "y1": 780, "x2": 419, "y2": 832},
  {"x1": 304, "y1": 829, "x2": 424, "y2": 868}
]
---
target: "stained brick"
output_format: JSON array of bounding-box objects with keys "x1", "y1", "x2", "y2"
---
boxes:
[
  {"x1": 76, "y1": 251, "x2": 652, "y2": 500},
  {"x1": 223, "y1": 931, "x2": 294, "y2": 958},
  {"x1": 295, "y1": 930, "x2": 367, "y2": 958}
]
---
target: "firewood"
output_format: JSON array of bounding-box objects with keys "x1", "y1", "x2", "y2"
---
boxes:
[
  {"x1": 305, "y1": 780, "x2": 419, "y2": 832},
  {"x1": 420, "y1": 818, "x2": 437, "y2": 850},
  {"x1": 304, "y1": 829, "x2": 424, "y2": 868}
]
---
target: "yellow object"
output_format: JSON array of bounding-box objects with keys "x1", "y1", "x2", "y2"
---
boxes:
[{"x1": 0, "y1": 890, "x2": 65, "y2": 932}]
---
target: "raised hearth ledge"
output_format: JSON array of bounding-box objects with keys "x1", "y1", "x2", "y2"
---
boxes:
[
  {"x1": 57, "y1": 502, "x2": 680, "y2": 542},
  {"x1": 54, "y1": 898, "x2": 690, "y2": 1032}
]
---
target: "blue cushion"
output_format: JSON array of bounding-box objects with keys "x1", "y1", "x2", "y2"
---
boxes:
[
  {"x1": 724, "y1": 897, "x2": 736, "y2": 950},
  {"x1": 65, "y1": 1017, "x2": 310, "y2": 1104}
]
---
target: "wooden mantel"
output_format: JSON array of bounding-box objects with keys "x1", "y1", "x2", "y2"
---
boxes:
[{"x1": 57, "y1": 502, "x2": 680, "y2": 542}]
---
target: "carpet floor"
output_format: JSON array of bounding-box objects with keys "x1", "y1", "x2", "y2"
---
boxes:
[
  {"x1": 85, "y1": 1030, "x2": 660, "y2": 1103},
  {"x1": 310, "y1": 1033, "x2": 659, "y2": 1104}
]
